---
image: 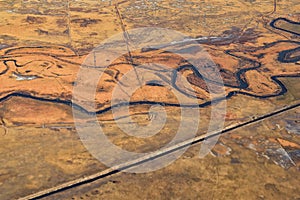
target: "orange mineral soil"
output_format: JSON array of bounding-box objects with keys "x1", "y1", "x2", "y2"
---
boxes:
[{"x1": 0, "y1": 0, "x2": 299, "y2": 199}]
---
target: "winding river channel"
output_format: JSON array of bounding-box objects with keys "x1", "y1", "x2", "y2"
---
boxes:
[{"x1": 0, "y1": 18, "x2": 299, "y2": 115}]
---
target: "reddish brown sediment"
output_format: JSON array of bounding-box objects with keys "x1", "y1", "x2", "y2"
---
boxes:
[
  {"x1": 0, "y1": 0, "x2": 300, "y2": 199},
  {"x1": 0, "y1": 40, "x2": 299, "y2": 114}
]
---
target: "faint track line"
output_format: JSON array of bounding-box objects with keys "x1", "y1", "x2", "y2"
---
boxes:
[
  {"x1": 114, "y1": 3, "x2": 145, "y2": 98},
  {"x1": 19, "y1": 102, "x2": 300, "y2": 200}
]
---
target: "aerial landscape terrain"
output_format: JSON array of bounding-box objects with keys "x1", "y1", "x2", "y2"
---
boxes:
[{"x1": 0, "y1": 0, "x2": 299, "y2": 199}]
